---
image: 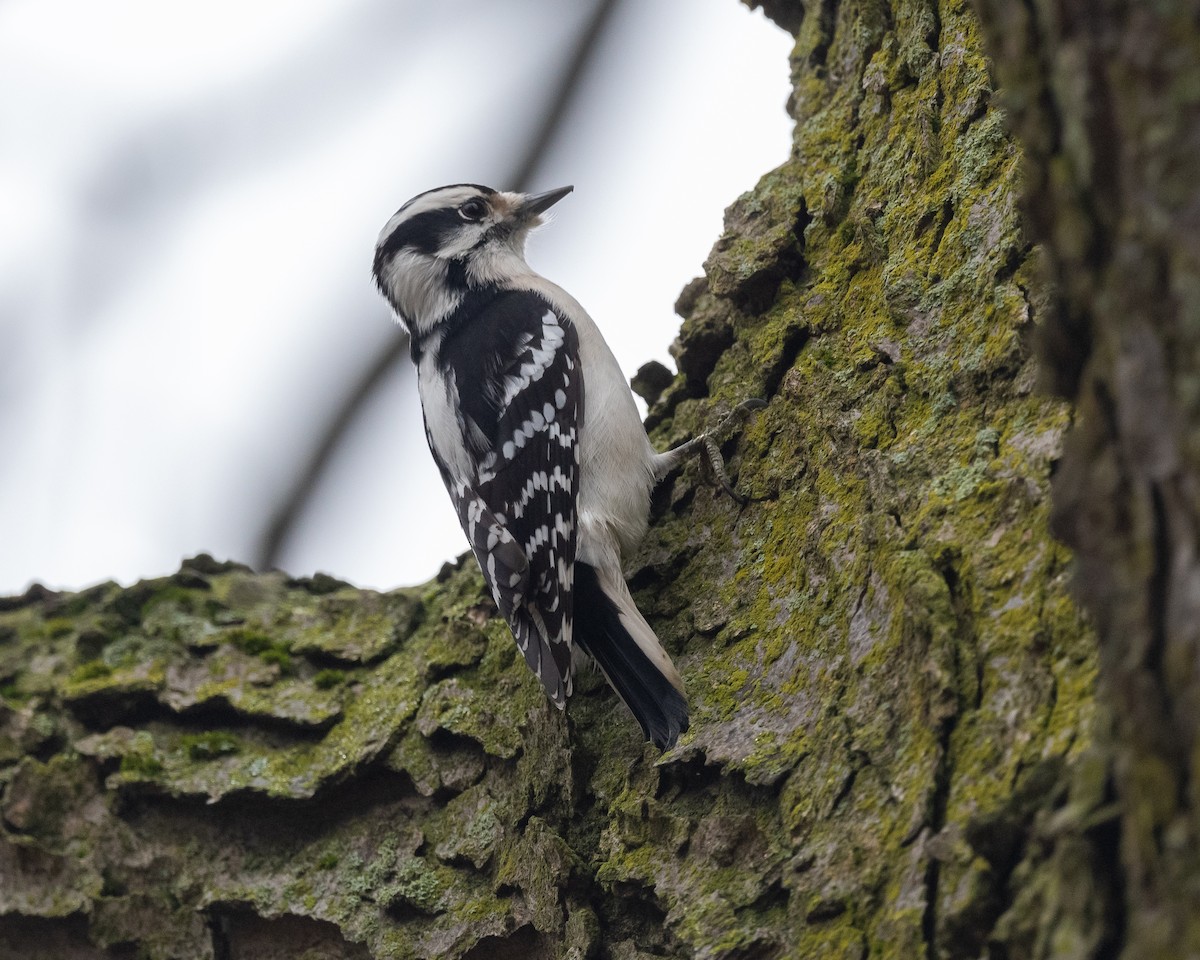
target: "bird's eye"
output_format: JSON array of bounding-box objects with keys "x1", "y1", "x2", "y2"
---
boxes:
[{"x1": 459, "y1": 199, "x2": 488, "y2": 221}]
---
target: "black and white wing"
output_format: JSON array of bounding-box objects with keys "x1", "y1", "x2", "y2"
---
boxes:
[{"x1": 424, "y1": 290, "x2": 582, "y2": 704}]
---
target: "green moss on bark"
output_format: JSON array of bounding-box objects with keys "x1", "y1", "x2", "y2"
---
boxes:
[{"x1": 0, "y1": 0, "x2": 1101, "y2": 956}]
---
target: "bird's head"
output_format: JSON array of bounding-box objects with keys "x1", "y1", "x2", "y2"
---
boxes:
[{"x1": 372, "y1": 183, "x2": 573, "y2": 336}]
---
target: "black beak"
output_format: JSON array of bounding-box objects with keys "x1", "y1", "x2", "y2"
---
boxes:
[{"x1": 520, "y1": 185, "x2": 574, "y2": 216}]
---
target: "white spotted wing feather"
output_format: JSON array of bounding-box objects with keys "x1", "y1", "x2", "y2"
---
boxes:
[{"x1": 419, "y1": 298, "x2": 582, "y2": 704}]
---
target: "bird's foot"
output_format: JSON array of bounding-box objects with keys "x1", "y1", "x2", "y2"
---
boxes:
[{"x1": 657, "y1": 399, "x2": 767, "y2": 503}]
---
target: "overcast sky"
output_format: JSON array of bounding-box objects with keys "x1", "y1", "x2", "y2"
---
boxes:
[{"x1": 0, "y1": 0, "x2": 793, "y2": 596}]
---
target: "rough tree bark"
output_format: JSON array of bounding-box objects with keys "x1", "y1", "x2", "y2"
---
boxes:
[
  {"x1": 4, "y1": 0, "x2": 1185, "y2": 956},
  {"x1": 971, "y1": 0, "x2": 1200, "y2": 956}
]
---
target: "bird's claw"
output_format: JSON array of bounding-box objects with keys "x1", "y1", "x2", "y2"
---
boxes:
[{"x1": 699, "y1": 398, "x2": 766, "y2": 504}]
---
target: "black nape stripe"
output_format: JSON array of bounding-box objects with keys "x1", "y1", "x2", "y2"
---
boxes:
[
  {"x1": 445, "y1": 257, "x2": 469, "y2": 290},
  {"x1": 376, "y1": 208, "x2": 459, "y2": 262},
  {"x1": 409, "y1": 283, "x2": 508, "y2": 365}
]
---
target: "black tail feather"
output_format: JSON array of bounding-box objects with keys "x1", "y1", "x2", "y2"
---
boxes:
[{"x1": 574, "y1": 562, "x2": 689, "y2": 749}]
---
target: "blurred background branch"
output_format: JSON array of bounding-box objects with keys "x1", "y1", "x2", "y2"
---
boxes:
[
  {"x1": 0, "y1": 0, "x2": 790, "y2": 595},
  {"x1": 252, "y1": 0, "x2": 623, "y2": 573}
]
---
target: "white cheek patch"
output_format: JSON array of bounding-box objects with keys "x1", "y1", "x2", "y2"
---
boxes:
[
  {"x1": 437, "y1": 222, "x2": 490, "y2": 259},
  {"x1": 465, "y1": 241, "x2": 534, "y2": 287},
  {"x1": 386, "y1": 251, "x2": 461, "y2": 333}
]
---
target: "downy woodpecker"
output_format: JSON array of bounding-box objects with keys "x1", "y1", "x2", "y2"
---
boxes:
[{"x1": 372, "y1": 184, "x2": 758, "y2": 748}]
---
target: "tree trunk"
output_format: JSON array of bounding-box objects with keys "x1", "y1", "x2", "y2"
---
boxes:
[
  {"x1": 4, "y1": 0, "x2": 1175, "y2": 955},
  {"x1": 972, "y1": 0, "x2": 1200, "y2": 956}
]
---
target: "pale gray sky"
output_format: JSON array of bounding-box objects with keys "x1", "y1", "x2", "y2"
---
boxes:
[{"x1": 0, "y1": 0, "x2": 793, "y2": 594}]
